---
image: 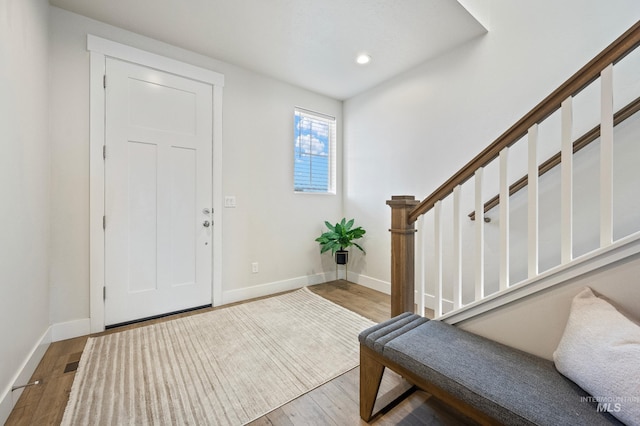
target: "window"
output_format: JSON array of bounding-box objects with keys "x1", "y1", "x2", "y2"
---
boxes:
[{"x1": 294, "y1": 108, "x2": 336, "y2": 193}]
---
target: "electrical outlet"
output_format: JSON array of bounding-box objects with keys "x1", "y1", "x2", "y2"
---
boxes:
[{"x1": 251, "y1": 262, "x2": 259, "y2": 273}]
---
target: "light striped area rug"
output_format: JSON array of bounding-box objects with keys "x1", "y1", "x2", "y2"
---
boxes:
[{"x1": 61, "y1": 288, "x2": 375, "y2": 425}]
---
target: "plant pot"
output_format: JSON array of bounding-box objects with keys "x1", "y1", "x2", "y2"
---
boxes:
[{"x1": 335, "y1": 250, "x2": 348, "y2": 265}]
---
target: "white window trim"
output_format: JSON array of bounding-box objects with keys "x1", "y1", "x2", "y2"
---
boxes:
[{"x1": 294, "y1": 107, "x2": 337, "y2": 194}]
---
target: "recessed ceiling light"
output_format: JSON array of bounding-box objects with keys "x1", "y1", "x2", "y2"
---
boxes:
[{"x1": 356, "y1": 53, "x2": 371, "y2": 65}]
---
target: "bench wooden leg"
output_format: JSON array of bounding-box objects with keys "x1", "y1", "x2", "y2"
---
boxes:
[{"x1": 360, "y1": 345, "x2": 385, "y2": 422}]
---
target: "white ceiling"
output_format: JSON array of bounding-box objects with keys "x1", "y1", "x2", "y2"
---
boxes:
[{"x1": 49, "y1": 0, "x2": 486, "y2": 100}]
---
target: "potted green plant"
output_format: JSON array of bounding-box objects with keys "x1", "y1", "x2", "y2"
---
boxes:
[{"x1": 315, "y1": 218, "x2": 366, "y2": 265}]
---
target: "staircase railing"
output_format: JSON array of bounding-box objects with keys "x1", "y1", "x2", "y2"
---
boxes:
[
  {"x1": 388, "y1": 20, "x2": 640, "y2": 318},
  {"x1": 468, "y1": 95, "x2": 640, "y2": 221}
]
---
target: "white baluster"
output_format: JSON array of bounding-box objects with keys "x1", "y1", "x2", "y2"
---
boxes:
[
  {"x1": 600, "y1": 64, "x2": 614, "y2": 247},
  {"x1": 474, "y1": 168, "x2": 484, "y2": 300},
  {"x1": 452, "y1": 185, "x2": 462, "y2": 310},
  {"x1": 499, "y1": 148, "x2": 510, "y2": 290},
  {"x1": 418, "y1": 213, "x2": 426, "y2": 318},
  {"x1": 434, "y1": 200, "x2": 443, "y2": 317},
  {"x1": 528, "y1": 124, "x2": 539, "y2": 278},
  {"x1": 561, "y1": 97, "x2": 573, "y2": 264}
]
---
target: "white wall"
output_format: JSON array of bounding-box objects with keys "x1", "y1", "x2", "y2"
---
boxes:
[
  {"x1": 459, "y1": 252, "x2": 640, "y2": 360},
  {"x1": 0, "y1": 0, "x2": 51, "y2": 420},
  {"x1": 48, "y1": 7, "x2": 343, "y2": 326},
  {"x1": 343, "y1": 0, "x2": 640, "y2": 292}
]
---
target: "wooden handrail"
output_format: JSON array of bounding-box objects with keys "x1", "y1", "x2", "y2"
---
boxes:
[
  {"x1": 469, "y1": 95, "x2": 640, "y2": 220},
  {"x1": 408, "y1": 20, "x2": 640, "y2": 224}
]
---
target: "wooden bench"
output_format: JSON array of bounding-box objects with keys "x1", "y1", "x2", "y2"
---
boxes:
[{"x1": 359, "y1": 313, "x2": 622, "y2": 425}]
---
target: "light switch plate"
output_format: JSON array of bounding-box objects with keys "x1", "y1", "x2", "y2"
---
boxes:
[{"x1": 224, "y1": 196, "x2": 236, "y2": 208}]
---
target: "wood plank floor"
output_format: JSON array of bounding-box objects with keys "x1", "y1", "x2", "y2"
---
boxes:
[{"x1": 6, "y1": 281, "x2": 473, "y2": 425}]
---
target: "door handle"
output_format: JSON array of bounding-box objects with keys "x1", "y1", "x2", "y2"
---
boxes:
[{"x1": 203, "y1": 220, "x2": 211, "y2": 228}]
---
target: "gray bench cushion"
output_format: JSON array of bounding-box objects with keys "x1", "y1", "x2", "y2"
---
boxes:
[
  {"x1": 360, "y1": 314, "x2": 622, "y2": 426},
  {"x1": 359, "y1": 312, "x2": 429, "y2": 353}
]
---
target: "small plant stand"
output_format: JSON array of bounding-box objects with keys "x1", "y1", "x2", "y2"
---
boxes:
[{"x1": 336, "y1": 262, "x2": 348, "y2": 281}]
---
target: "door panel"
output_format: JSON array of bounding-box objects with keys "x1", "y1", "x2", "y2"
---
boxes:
[
  {"x1": 105, "y1": 58, "x2": 213, "y2": 326},
  {"x1": 127, "y1": 141, "x2": 158, "y2": 293},
  {"x1": 128, "y1": 77, "x2": 197, "y2": 135},
  {"x1": 170, "y1": 147, "x2": 197, "y2": 286}
]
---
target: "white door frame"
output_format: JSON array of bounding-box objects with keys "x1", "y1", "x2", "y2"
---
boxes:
[{"x1": 88, "y1": 35, "x2": 224, "y2": 333}]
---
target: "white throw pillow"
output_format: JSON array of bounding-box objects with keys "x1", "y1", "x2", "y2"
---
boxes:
[{"x1": 553, "y1": 287, "x2": 640, "y2": 426}]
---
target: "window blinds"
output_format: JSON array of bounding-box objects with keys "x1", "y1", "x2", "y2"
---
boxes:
[{"x1": 294, "y1": 107, "x2": 336, "y2": 193}]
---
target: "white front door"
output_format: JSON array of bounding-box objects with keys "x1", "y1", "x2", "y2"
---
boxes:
[{"x1": 104, "y1": 57, "x2": 213, "y2": 326}]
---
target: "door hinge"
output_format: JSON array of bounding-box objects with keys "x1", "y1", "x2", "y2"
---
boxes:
[
  {"x1": 103, "y1": 286, "x2": 106, "y2": 300},
  {"x1": 103, "y1": 74, "x2": 106, "y2": 89},
  {"x1": 103, "y1": 145, "x2": 106, "y2": 160},
  {"x1": 103, "y1": 215, "x2": 106, "y2": 230}
]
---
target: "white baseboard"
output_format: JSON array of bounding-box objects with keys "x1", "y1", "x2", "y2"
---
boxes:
[
  {"x1": 0, "y1": 326, "x2": 52, "y2": 425},
  {"x1": 345, "y1": 272, "x2": 457, "y2": 313},
  {"x1": 222, "y1": 272, "x2": 392, "y2": 307},
  {"x1": 221, "y1": 272, "x2": 332, "y2": 305},
  {"x1": 0, "y1": 392, "x2": 9, "y2": 426},
  {"x1": 346, "y1": 272, "x2": 391, "y2": 294},
  {"x1": 51, "y1": 318, "x2": 91, "y2": 342}
]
